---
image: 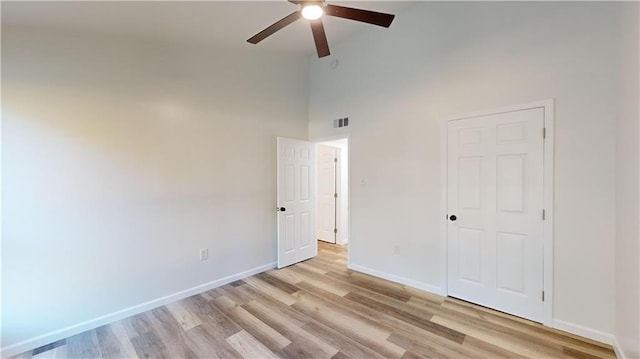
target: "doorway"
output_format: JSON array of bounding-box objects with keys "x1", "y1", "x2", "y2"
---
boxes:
[{"x1": 316, "y1": 138, "x2": 349, "y2": 247}]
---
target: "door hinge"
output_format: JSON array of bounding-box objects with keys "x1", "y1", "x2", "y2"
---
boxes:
[
  {"x1": 542, "y1": 209, "x2": 546, "y2": 220},
  {"x1": 334, "y1": 157, "x2": 338, "y2": 163},
  {"x1": 334, "y1": 228, "x2": 337, "y2": 234},
  {"x1": 334, "y1": 193, "x2": 338, "y2": 198},
  {"x1": 543, "y1": 127, "x2": 546, "y2": 139},
  {"x1": 542, "y1": 291, "x2": 545, "y2": 302}
]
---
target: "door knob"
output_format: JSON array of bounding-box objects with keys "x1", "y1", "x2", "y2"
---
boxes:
[
  {"x1": 449, "y1": 214, "x2": 457, "y2": 221},
  {"x1": 279, "y1": 207, "x2": 286, "y2": 212}
]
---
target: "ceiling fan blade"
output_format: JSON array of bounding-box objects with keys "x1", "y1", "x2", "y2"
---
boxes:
[
  {"x1": 288, "y1": 0, "x2": 302, "y2": 4},
  {"x1": 247, "y1": 11, "x2": 302, "y2": 44},
  {"x1": 324, "y1": 4, "x2": 395, "y2": 28},
  {"x1": 310, "y1": 19, "x2": 330, "y2": 58}
]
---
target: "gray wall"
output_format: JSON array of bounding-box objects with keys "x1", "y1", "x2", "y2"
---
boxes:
[
  {"x1": 309, "y1": 1, "x2": 620, "y2": 340},
  {"x1": 615, "y1": 2, "x2": 640, "y2": 358},
  {"x1": 1, "y1": 27, "x2": 309, "y2": 351}
]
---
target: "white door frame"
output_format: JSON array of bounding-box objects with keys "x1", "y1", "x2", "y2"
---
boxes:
[
  {"x1": 311, "y1": 134, "x2": 351, "y2": 266},
  {"x1": 440, "y1": 99, "x2": 554, "y2": 327}
]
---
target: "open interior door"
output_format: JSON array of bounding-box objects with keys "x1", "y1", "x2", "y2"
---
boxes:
[{"x1": 277, "y1": 137, "x2": 316, "y2": 268}]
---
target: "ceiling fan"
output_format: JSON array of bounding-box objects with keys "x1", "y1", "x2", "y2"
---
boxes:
[{"x1": 247, "y1": 1, "x2": 395, "y2": 58}]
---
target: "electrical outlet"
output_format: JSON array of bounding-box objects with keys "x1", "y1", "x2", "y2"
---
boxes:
[
  {"x1": 199, "y1": 248, "x2": 208, "y2": 261},
  {"x1": 393, "y1": 245, "x2": 400, "y2": 255}
]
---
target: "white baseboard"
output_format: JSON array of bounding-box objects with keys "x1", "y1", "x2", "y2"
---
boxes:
[
  {"x1": 347, "y1": 263, "x2": 445, "y2": 296},
  {"x1": 552, "y1": 319, "x2": 614, "y2": 345},
  {"x1": 612, "y1": 336, "x2": 628, "y2": 359},
  {"x1": 1, "y1": 262, "x2": 276, "y2": 358}
]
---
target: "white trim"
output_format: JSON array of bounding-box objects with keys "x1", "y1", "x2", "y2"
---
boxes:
[
  {"x1": 0, "y1": 262, "x2": 276, "y2": 358},
  {"x1": 612, "y1": 336, "x2": 629, "y2": 359},
  {"x1": 310, "y1": 134, "x2": 351, "y2": 267},
  {"x1": 552, "y1": 319, "x2": 614, "y2": 345},
  {"x1": 440, "y1": 99, "x2": 555, "y2": 326},
  {"x1": 440, "y1": 113, "x2": 449, "y2": 296},
  {"x1": 541, "y1": 99, "x2": 555, "y2": 327},
  {"x1": 348, "y1": 263, "x2": 445, "y2": 296}
]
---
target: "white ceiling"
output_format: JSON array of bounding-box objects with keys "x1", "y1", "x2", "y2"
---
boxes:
[{"x1": 2, "y1": 1, "x2": 415, "y2": 55}]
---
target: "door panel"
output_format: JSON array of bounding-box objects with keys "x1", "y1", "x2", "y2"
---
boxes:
[
  {"x1": 497, "y1": 155, "x2": 526, "y2": 213},
  {"x1": 277, "y1": 137, "x2": 316, "y2": 268},
  {"x1": 447, "y1": 107, "x2": 544, "y2": 322},
  {"x1": 316, "y1": 145, "x2": 338, "y2": 243},
  {"x1": 458, "y1": 157, "x2": 482, "y2": 210},
  {"x1": 458, "y1": 228, "x2": 482, "y2": 284}
]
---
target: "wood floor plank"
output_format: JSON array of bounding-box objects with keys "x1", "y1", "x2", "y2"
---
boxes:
[
  {"x1": 388, "y1": 331, "x2": 474, "y2": 359},
  {"x1": 226, "y1": 330, "x2": 280, "y2": 359},
  {"x1": 106, "y1": 322, "x2": 139, "y2": 358},
  {"x1": 301, "y1": 320, "x2": 389, "y2": 359},
  {"x1": 296, "y1": 261, "x2": 330, "y2": 274},
  {"x1": 266, "y1": 267, "x2": 304, "y2": 285},
  {"x1": 400, "y1": 350, "x2": 428, "y2": 359},
  {"x1": 351, "y1": 288, "x2": 437, "y2": 320},
  {"x1": 406, "y1": 288, "x2": 446, "y2": 305},
  {"x1": 209, "y1": 284, "x2": 254, "y2": 306},
  {"x1": 295, "y1": 279, "x2": 457, "y2": 345},
  {"x1": 184, "y1": 294, "x2": 241, "y2": 338},
  {"x1": 344, "y1": 291, "x2": 465, "y2": 344},
  {"x1": 255, "y1": 272, "x2": 301, "y2": 295},
  {"x1": 66, "y1": 330, "x2": 101, "y2": 358},
  {"x1": 291, "y1": 291, "x2": 406, "y2": 359},
  {"x1": 120, "y1": 312, "x2": 154, "y2": 339},
  {"x1": 235, "y1": 284, "x2": 310, "y2": 327},
  {"x1": 243, "y1": 276, "x2": 298, "y2": 306},
  {"x1": 325, "y1": 271, "x2": 413, "y2": 302},
  {"x1": 146, "y1": 306, "x2": 196, "y2": 358},
  {"x1": 31, "y1": 344, "x2": 68, "y2": 359},
  {"x1": 442, "y1": 299, "x2": 615, "y2": 358},
  {"x1": 182, "y1": 324, "x2": 241, "y2": 359},
  {"x1": 129, "y1": 330, "x2": 167, "y2": 359},
  {"x1": 462, "y1": 336, "x2": 529, "y2": 359},
  {"x1": 563, "y1": 346, "x2": 606, "y2": 359},
  {"x1": 95, "y1": 325, "x2": 128, "y2": 359},
  {"x1": 431, "y1": 315, "x2": 566, "y2": 358},
  {"x1": 12, "y1": 241, "x2": 617, "y2": 359},
  {"x1": 211, "y1": 295, "x2": 292, "y2": 352},
  {"x1": 31, "y1": 340, "x2": 66, "y2": 357},
  {"x1": 165, "y1": 300, "x2": 202, "y2": 331},
  {"x1": 287, "y1": 265, "x2": 352, "y2": 296},
  {"x1": 307, "y1": 255, "x2": 352, "y2": 274},
  {"x1": 293, "y1": 290, "x2": 393, "y2": 341},
  {"x1": 243, "y1": 300, "x2": 339, "y2": 359}
]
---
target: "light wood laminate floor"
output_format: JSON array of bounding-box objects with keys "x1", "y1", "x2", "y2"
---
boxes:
[{"x1": 13, "y1": 241, "x2": 615, "y2": 359}]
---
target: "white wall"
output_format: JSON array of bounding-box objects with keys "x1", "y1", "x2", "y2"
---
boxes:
[
  {"x1": 615, "y1": 2, "x2": 640, "y2": 358},
  {"x1": 308, "y1": 2, "x2": 619, "y2": 340},
  {"x1": 1, "y1": 26, "x2": 309, "y2": 354}
]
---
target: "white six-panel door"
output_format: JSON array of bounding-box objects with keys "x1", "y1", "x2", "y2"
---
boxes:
[
  {"x1": 447, "y1": 108, "x2": 544, "y2": 322},
  {"x1": 317, "y1": 144, "x2": 339, "y2": 243},
  {"x1": 277, "y1": 137, "x2": 316, "y2": 268}
]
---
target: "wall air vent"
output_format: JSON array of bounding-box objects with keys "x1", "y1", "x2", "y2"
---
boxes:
[{"x1": 333, "y1": 117, "x2": 349, "y2": 128}]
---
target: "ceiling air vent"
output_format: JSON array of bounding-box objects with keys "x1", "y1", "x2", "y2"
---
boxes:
[{"x1": 333, "y1": 117, "x2": 349, "y2": 129}]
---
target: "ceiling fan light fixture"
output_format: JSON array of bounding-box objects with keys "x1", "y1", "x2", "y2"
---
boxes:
[{"x1": 301, "y1": 4, "x2": 324, "y2": 20}]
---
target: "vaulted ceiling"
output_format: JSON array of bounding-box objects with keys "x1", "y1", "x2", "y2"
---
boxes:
[{"x1": 2, "y1": 1, "x2": 414, "y2": 55}]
